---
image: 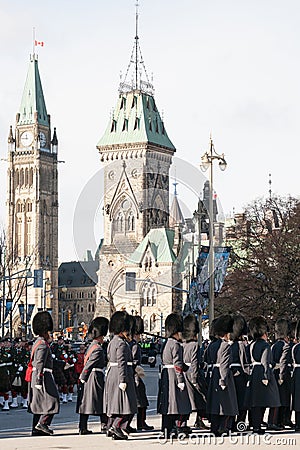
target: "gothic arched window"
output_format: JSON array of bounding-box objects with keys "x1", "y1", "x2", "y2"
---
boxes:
[
  {"x1": 29, "y1": 168, "x2": 34, "y2": 186},
  {"x1": 20, "y1": 169, "x2": 25, "y2": 186}
]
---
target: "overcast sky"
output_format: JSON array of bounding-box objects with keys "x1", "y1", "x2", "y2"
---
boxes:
[{"x1": 0, "y1": 0, "x2": 299, "y2": 261}]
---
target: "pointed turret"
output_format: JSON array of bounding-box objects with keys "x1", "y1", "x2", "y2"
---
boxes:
[
  {"x1": 17, "y1": 55, "x2": 49, "y2": 127},
  {"x1": 170, "y1": 182, "x2": 185, "y2": 228}
]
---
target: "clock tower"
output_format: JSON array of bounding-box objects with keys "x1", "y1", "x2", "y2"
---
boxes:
[{"x1": 6, "y1": 54, "x2": 59, "y2": 331}]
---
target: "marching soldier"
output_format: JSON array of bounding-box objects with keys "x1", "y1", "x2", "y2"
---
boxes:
[
  {"x1": 76, "y1": 317, "x2": 109, "y2": 434},
  {"x1": 129, "y1": 316, "x2": 153, "y2": 431},
  {"x1": 206, "y1": 314, "x2": 238, "y2": 436},
  {"x1": 182, "y1": 314, "x2": 208, "y2": 432},
  {"x1": 28, "y1": 311, "x2": 60, "y2": 436},
  {"x1": 268, "y1": 318, "x2": 292, "y2": 430},
  {"x1": 104, "y1": 311, "x2": 137, "y2": 440},
  {"x1": 291, "y1": 320, "x2": 300, "y2": 432},
  {"x1": 230, "y1": 315, "x2": 249, "y2": 429},
  {"x1": 246, "y1": 316, "x2": 280, "y2": 434},
  {"x1": 157, "y1": 313, "x2": 191, "y2": 438}
]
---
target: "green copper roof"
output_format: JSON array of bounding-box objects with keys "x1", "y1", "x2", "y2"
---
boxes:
[
  {"x1": 128, "y1": 228, "x2": 176, "y2": 264},
  {"x1": 97, "y1": 91, "x2": 175, "y2": 151},
  {"x1": 17, "y1": 56, "x2": 49, "y2": 126}
]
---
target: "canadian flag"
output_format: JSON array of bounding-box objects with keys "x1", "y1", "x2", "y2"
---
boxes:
[{"x1": 35, "y1": 40, "x2": 44, "y2": 47}]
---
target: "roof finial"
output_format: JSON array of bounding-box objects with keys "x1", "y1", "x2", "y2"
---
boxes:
[
  {"x1": 268, "y1": 173, "x2": 272, "y2": 199},
  {"x1": 173, "y1": 167, "x2": 178, "y2": 196}
]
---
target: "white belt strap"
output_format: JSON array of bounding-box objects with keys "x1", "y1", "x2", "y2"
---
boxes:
[
  {"x1": 184, "y1": 363, "x2": 191, "y2": 366},
  {"x1": 109, "y1": 362, "x2": 133, "y2": 366},
  {"x1": 294, "y1": 364, "x2": 300, "y2": 368},
  {"x1": 162, "y1": 364, "x2": 175, "y2": 369},
  {"x1": 92, "y1": 367, "x2": 105, "y2": 373},
  {"x1": 32, "y1": 367, "x2": 53, "y2": 373},
  {"x1": 213, "y1": 363, "x2": 220, "y2": 368},
  {"x1": 251, "y1": 362, "x2": 263, "y2": 366},
  {"x1": 230, "y1": 364, "x2": 242, "y2": 368}
]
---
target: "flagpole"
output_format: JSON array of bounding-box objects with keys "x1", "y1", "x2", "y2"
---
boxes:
[{"x1": 32, "y1": 27, "x2": 35, "y2": 58}]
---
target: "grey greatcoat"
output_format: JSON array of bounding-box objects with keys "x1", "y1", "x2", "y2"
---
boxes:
[
  {"x1": 206, "y1": 339, "x2": 239, "y2": 416},
  {"x1": 292, "y1": 343, "x2": 300, "y2": 412},
  {"x1": 245, "y1": 339, "x2": 280, "y2": 408},
  {"x1": 130, "y1": 340, "x2": 148, "y2": 408},
  {"x1": 182, "y1": 340, "x2": 207, "y2": 412},
  {"x1": 28, "y1": 337, "x2": 60, "y2": 415},
  {"x1": 157, "y1": 337, "x2": 191, "y2": 415},
  {"x1": 230, "y1": 340, "x2": 250, "y2": 413},
  {"x1": 271, "y1": 339, "x2": 292, "y2": 407},
  {"x1": 76, "y1": 340, "x2": 105, "y2": 415},
  {"x1": 104, "y1": 335, "x2": 137, "y2": 416}
]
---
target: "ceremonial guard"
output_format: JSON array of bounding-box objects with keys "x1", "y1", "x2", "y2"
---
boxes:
[
  {"x1": 74, "y1": 344, "x2": 86, "y2": 383},
  {"x1": 182, "y1": 314, "x2": 207, "y2": 431},
  {"x1": 157, "y1": 313, "x2": 191, "y2": 437},
  {"x1": 206, "y1": 314, "x2": 238, "y2": 436},
  {"x1": 50, "y1": 336, "x2": 67, "y2": 401},
  {"x1": 246, "y1": 316, "x2": 280, "y2": 434},
  {"x1": 292, "y1": 320, "x2": 300, "y2": 432},
  {"x1": 28, "y1": 311, "x2": 60, "y2": 436},
  {"x1": 76, "y1": 316, "x2": 109, "y2": 434},
  {"x1": 230, "y1": 315, "x2": 249, "y2": 429},
  {"x1": 104, "y1": 311, "x2": 137, "y2": 440},
  {"x1": 268, "y1": 318, "x2": 292, "y2": 430},
  {"x1": 129, "y1": 316, "x2": 153, "y2": 431},
  {"x1": 10, "y1": 339, "x2": 30, "y2": 408}
]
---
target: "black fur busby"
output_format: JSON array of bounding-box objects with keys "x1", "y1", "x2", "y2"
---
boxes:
[
  {"x1": 275, "y1": 318, "x2": 291, "y2": 339},
  {"x1": 88, "y1": 316, "x2": 109, "y2": 339},
  {"x1": 32, "y1": 311, "x2": 53, "y2": 336},
  {"x1": 134, "y1": 316, "x2": 144, "y2": 335},
  {"x1": 248, "y1": 316, "x2": 269, "y2": 340},
  {"x1": 213, "y1": 314, "x2": 234, "y2": 337},
  {"x1": 182, "y1": 314, "x2": 199, "y2": 341},
  {"x1": 231, "y1": 315, "x2": 248, "y2": 341},
  {"x1": 109, "y1": 310, "x2": 130, "y2": 334},
  {"x1": 165, "y1": 313, "x2": 183, "y2": 338},
  {"x1": 209, "y1": 318, "x2": 218, "y2": 341}
]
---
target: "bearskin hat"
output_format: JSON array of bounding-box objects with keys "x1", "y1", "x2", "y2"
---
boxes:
[
  {"x1": 231, "y1": 315, "x2": 247, "y2": 341},
  {"x1": 165, "y1": 313, "x2": 183, "y2": 338},
  {"x1": 248, "y1": 316, "x2": 269, "y2": 340},
  {"x1": 275, "y1": 318, "x2": 291, "y2": 339},
  {"x1": 133, "y1": 316, "x2": 144, "y2": 335},
  {"x1": 213, "y1": 314, "x2": 234, "y2": 337},
  {"x1": 32, "y1": 311, "x2": 53, "y2": 336},
  {"x1": 109, "y1": 310, "x2": 130, "y2": 334},
  {"x1": 209, "y1": 318, "x2": 218, "y2": 340},
  {"x1": 88, "y1": 316, "x2": 109, "y2": 339},
  {"x1": 182, "y1": 314, "x2": 199, "y2": 341}
]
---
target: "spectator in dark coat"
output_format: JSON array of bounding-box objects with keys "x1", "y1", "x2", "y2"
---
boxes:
[
  {"x1": 76, "y1": 317, "x2": 109, "y2": 434},
  {"x1": 28, "y1": 311, "x2": 60, "y2": 436}
]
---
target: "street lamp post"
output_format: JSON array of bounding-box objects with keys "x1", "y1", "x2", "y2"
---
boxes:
[{"x1": 200, "y1": 136, "x2": 227, "y2": 326}]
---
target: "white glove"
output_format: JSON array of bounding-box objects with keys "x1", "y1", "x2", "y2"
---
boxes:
[
  {"x1": 52, "y1": 354, "x2": 56, "y2": 359},
  {"x1": 262, "y1": 379, "x2": 269, "y2": 386},
  {"x1": 35, "y1": 385, "x2": 42, "y2": 390},
  {"x1": 18, "y1": 366, "x2": 24, "y2": 372},
  {"x1": 80, "y1": 379, "x2": 86, "y2": 384},
  {"x1": 278, "y1": 379, "x2": 284, "y2": 385},
  {"x1": 178, "y1": 383, "x2": 185, "y2": 391},
  {"x1": 119, "y1": 383, "x2": 127, "y2": 391},
  {"x1": 221, "y1": 385, "x2": 226, "y2": 390}
]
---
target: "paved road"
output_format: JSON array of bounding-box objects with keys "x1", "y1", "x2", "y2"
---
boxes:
[{"x1": 0, "y1": 364, "x2": 160, "y2": 439}]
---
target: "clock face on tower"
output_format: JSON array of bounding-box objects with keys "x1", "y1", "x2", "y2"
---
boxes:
[
  {"x1": 20, "y1": 131, "x2": 34, "y2": 147},
  {"x1": 39, "y1": 131, "x2": 47, "y2": 147}
]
